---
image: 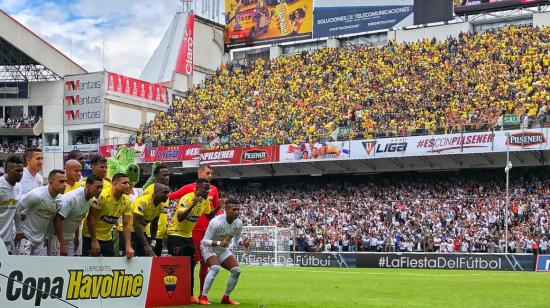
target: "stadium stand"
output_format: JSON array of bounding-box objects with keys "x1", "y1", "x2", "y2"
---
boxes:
[
  {"x1": 137, "y1": 25, "x2": 550, "y2": 148},
  {"x1": 225, "y1": 169, "x2": 550, "y2": 254}
]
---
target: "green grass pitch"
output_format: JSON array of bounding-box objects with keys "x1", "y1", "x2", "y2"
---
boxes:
[{"x1": 176, "y1": 266, "x2": 550, "y2": 308}]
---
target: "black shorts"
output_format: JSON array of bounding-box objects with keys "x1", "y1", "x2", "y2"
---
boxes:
[
  {"x1": 131, "y1": 232, "x2": 152, "y2": 257},
  {"x1": 167, "y1": 236, "x2": 195, "y2": 294},
  {"x1": 167, "y1": 236, "x2": 194, "y2": 258},
  {"x1": 82, "y1": 236, "x2": 114, "y2": 257}
]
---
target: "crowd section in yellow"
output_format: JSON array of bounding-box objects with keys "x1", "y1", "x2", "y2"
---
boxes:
[{"x1": 138, "y1": 26, "x2": 549, "y2": 148}]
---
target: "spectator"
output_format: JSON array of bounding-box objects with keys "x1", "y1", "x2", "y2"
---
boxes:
[
  {"x1": 227, "y1": 168, "x2": 550, "y2": 254},
  {"x1": 138, "y1": 26, "x2": 550, "y2": 147}
]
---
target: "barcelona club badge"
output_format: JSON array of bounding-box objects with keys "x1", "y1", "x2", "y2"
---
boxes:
[{"x1": 161, "y1": 265, "x2": 180, "y2": 298}]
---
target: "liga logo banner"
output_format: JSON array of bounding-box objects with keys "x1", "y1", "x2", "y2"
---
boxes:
[
  {"x1": 0, "y1": 242, "x2": 190, "y2": 308},
  {"x1": 63, "y1": 72, "x2": 104, "y2": 125},
  {"x1": 225, "y1": 0, "x2": 313, "y2": 48},
  {"x1": 313, "y1": 0, "x2": 414, "y2": 39},
  {"x1": 144, "y1": 145, "x2": 202, "y2": 163}
]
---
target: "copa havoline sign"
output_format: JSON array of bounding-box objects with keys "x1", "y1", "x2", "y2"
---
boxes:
[
  {"x1": 0, "y1": 242, "x2": 190, "y2": 307},
  {"x1": 313, "y1": 0, "x2": 414, "y2": 39}
]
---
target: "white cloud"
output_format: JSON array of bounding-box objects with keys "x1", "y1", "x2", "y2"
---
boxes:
[
  {"x1": 7, "y1": 0, "x2": 181, "y2": 78},
  {"x1": 0, "y1": 0, "x2": 28, "y2": 12}
]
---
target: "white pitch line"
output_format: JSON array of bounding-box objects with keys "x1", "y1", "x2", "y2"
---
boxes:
[{"x1": 243, "y1": 268, "x2": 525, "y2": 277}]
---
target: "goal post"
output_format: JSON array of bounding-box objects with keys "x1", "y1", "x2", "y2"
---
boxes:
[{"x1": 233, "y1": 226, "x2": 296, "y2": 266}]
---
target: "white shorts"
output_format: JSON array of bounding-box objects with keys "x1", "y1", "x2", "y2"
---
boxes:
[
  {"x1": 17, "y1": 238, "x2": 47, "y2": 256},
  {"x1": 49, "y1": 236, "x2": 76, "y2": 256},
  {"x1": 200, "y1": 244, "x2": 234, "y2": 264},
  {"x1": 48, "y1": 235, "x2": 59, "y2": 256}
]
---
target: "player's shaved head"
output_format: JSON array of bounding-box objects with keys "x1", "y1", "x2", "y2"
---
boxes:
[
  {"x1": 153, "y1": 183, "x2": 170, "y2": 204},
  {"x1": 65, "y1": 159, "x2": 82, "y2": 184},
  {"x1": 65, "y1": 159, "x2": 81, "y2": 170}
]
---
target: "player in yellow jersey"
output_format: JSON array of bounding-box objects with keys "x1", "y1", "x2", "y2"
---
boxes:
[
  {"x1": 82, "y1": 173, "x2": 134, "y2": 258},
  {"x1": 167, "y1": 178, "x2": 211, "y2": 302},
  {"x1": 132, "y1": 183, "x2": 170, "y2": 256},
  {"x1": 144, "y1": 164, "x2": 171, "y2": 255},
  {"x1": 82, "y1": 155, "x2": 111, "y2": 192},
  {"x1": 64, "y1": 159, "x2": 82, "y2": 193}
]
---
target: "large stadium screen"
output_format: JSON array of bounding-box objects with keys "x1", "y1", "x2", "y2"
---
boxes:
[
  {"x1": 224, "y1": 0, "x2": 313, "y2": 49},
  {"x1": 455, "y1": 0, "x2": 549, "y2": 14}
]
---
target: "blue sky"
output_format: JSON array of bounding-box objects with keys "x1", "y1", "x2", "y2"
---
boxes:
[{"x1": 1, "y1": 0, "x2": 224, "y2": 77}]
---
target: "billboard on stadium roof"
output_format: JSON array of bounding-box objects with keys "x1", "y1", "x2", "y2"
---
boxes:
[
  {"x1": 225, "y1": 0, "x2": 313, "y2": 49},
  {"x1": 454, "y1": 0, "x2": 548, "y2": 15},
  {"x1": 313, "y1": 0, "x2": 414, "y2": 39}
]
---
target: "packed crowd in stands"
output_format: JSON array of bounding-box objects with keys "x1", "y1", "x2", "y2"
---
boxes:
[
  {"x1": 0, "y1": 138, "x2": 41, "y2": 154},
  {"x1": 225, "y1": 169, "x2": 550, "y2": 254},
  {"x1": 1, "y1": 116, "x2": 39, "y2": 129},
  {"x1": 138, "y1": 26, "x2": 549, "y2": 147}
]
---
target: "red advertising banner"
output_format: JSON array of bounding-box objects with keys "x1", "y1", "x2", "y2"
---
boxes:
[
  {"x1": 175, "y1": 13, "x2": 195, "y2": 75},
  {"x1": 240, "y1": 146, "x2": 279, "y2": 164},
  {"x1": 145, "y1": 145, "x2": 201, "y2": 162},
  {"x1": 199, "y1": 148, "x2": 242, "y2": 165},
  {"x1": 107, "y1": 72, "x2": 167, "y2": 104},
  {"x1": 99, "y1": 144, "x2": 279, "y2": 165}
]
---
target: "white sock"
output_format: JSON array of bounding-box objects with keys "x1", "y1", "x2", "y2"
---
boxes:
[
  {"x1": 224, "y1": 267, "x2": 241, "y2": 296},
  {"x1": 202, "y1": 265, "x2": 221, "y2": 297}
]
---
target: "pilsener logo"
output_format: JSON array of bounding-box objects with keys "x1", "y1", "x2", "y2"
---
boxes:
[
  {"x1": 506, "y1": 132, "x2": 546, "y2": 147},
  {"x1": 242, "y1": 150, "x2": 268, "y2": 161}
]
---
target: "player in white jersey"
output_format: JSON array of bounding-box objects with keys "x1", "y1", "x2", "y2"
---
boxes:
[
  {"x1": 15, "y1": 170, "x2": 66, "y2": 256},
  {"x1": 14, "y1": 148, "x2": 44, "y2": 199},
  {"x1": 0, "y1": 156, "x2": 24, "y2": 253},
  {"x1": 199, "y1": 199, "x2": 246, "y2": 305},
  {"x1": 53, "y1": 174, "x2": 104, "y2": 256}
]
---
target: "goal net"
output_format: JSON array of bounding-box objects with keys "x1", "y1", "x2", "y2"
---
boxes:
[{"x1": 233, "y1": 226, "x2": 296, "y2": 266}]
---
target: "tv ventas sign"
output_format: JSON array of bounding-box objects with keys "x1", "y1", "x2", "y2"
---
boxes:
[{"x1": 63, "y1": 72, "x2": 105, "y2": 125}]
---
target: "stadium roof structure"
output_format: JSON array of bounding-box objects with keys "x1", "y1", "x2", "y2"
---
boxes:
[
  {"x1": 0, "y1": 9, "x2": 86, "y2": 82},
  {"x1": 140, "y1": 11, "x2": 189, "y2": 84}
]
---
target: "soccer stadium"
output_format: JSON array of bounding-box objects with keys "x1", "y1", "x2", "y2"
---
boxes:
[{"x1": 0, "y1": 0, "x2": 550, "y2": 307}]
